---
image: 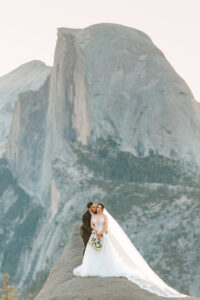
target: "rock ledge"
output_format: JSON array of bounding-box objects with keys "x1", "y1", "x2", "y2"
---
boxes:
[{"x1": 35, "y1": 225, "x2": 197, "y2": 300}]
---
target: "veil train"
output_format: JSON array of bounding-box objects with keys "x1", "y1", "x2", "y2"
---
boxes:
[{"x1": 104, "y1": 208, "x2": 190, "y2": 298}]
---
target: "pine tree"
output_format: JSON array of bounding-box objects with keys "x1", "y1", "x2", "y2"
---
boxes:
[
  {"x1": 0, "y1": 273, "x2": 19, "y2": 300},
  {"x1": 0, "y1": 274, "x2": 32, "y2": 300}
]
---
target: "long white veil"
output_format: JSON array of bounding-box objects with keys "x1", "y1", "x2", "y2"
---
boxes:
[{"x1": 104, "y1": 208, "x2": 189, "y2": 298}]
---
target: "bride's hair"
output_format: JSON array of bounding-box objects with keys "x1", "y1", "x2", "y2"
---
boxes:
[{"x1": 97, "y1": 202, "x2": 105, "y2": 210}]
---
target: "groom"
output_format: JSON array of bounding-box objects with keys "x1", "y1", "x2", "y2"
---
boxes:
[{"x1": 80, "y1": 201, "x2": 97, "y2": 255}]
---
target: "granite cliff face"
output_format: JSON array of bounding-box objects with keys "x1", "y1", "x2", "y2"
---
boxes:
[
  {"x1": 7, "y1": 23, "x2": 200, "y2": 205},
  {"x1": 7, "y1": 76, "x2": 50, "y2": 195},
  {"x1": 1, "y1": 23, "x2": 200, "y2": 298},
  {"x1": 44, "y1": 24, "x2": 200, "y2": 169},
  {"x1": 0, "y1": 60, "x2": 50, "y2": 146}
]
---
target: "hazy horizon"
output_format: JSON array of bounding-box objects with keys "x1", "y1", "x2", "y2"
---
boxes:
[{"x1": 0, "y1": 0, "x2": 199, "y2": 101}]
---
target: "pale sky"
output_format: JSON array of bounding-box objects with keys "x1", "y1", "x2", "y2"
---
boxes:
[{"x1": 0, "y1": 0, "x2": 199, "y2": 100}]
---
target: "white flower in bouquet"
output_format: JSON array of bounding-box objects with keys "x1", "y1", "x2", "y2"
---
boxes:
[{"x1": 89, "y1": 233, "x2": 103, "y2": 250}]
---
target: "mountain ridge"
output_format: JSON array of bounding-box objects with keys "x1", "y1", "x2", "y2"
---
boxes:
[
  {"x1": 0, "y1": 59, "x2": 50, "y2": 145},
  {"x1": 0, "y1": 23, "x2": 200, "y2": 297}
]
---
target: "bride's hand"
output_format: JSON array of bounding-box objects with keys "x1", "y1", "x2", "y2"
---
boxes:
[
  {"x1": 105, "y1": 229, "x2": 108, "y2": 234},
  {"x1": 94, "y1": 230, "x2": 100, "y2": 238},
  {"x1": 96, "y1": 232, "x2": 102, "y2": 240}
]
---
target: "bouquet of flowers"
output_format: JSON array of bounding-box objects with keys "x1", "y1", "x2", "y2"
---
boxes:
[{"x1": 89, "y1": 233, "x2": 103, "y2": 251}]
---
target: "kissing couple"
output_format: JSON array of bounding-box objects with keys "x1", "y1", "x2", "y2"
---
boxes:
[
  {"x1": 73, "y1": 201, "x2": 189, "y2": 298},
  {"x1": 79, "y1": 202, "x2": 108, "y2": 255}
]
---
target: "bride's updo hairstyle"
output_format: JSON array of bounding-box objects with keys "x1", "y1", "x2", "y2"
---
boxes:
[{"x1": 97, "y1": 202, "x2": 105, "y2": 211}]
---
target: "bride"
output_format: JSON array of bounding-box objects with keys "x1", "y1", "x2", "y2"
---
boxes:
[{"x1": 73, "y1": 202, "x2": 190, "y2": 298}]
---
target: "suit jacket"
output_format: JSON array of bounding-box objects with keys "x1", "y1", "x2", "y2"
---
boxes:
[{"x1": 80, "y1": 210, "x2": 93, "y2": 239}]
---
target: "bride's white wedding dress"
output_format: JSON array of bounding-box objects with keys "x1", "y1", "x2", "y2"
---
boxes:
[{"x1": 73, "y1": 209, "x2": 190, "y2": 298}]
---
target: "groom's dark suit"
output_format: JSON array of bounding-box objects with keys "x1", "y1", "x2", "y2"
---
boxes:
[{"x1": 80, "y1": 210, "x2": 93, "y2": 254}]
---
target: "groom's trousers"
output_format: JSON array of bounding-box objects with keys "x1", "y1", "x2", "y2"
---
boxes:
[
  {"x1": 82, "y1": 232, "x2": 91, "y2": 255},
  {"x1": 81, "y1": 210, "x2": 93, "y2": 255}
]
